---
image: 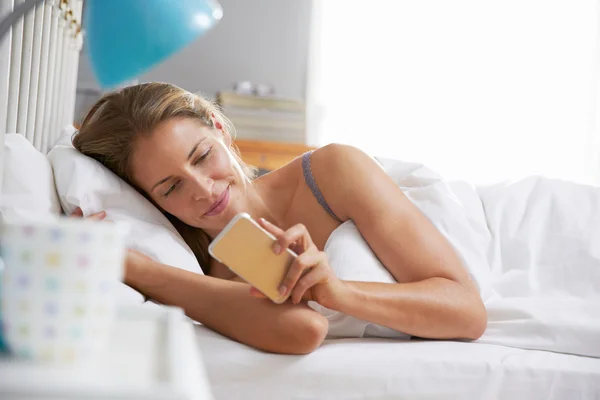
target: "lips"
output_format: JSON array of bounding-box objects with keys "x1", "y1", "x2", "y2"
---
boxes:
[{"x1": 204, "y1": 186, "x2": 230, "y2": 216}]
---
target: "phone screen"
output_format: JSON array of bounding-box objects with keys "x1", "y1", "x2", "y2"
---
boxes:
[{"x1": 209, "y1": 213, "x2": 296, "y2": 303}]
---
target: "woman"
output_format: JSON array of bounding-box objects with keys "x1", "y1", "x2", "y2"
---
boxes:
[{"x1": 73, "y1": 82, "x2": 487, "y2": 354}]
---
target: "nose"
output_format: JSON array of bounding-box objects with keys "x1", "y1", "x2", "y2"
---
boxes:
[{"x1": 189, "y1": 173, "x2": 214, "y2": 201}]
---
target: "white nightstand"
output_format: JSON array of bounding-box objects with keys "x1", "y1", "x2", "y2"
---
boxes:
[{"x1": 0, "y1": 305, "x2": 214, "y2": 400}]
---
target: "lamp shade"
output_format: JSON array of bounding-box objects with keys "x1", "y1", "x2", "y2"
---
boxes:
[{"x1": 84, "y1": 0, "x2": 223, "y2": 88}]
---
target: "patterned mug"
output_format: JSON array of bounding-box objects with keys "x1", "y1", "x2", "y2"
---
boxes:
[{"x1": 0, "y1": 218, "x2": 129, "y2": 364}]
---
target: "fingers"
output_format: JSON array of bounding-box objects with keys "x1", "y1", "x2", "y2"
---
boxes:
[
  {"x1": 279, "y1": 250, "x2": 323, "y2": 298},
  {"x1": 87, "y1": 211, "x2": 107, "y2": 221},
  {"x1": 276, "y1": 223, "x2": 315, "y2": 255},
  {"x1": 259, "y1": 219, "x2": 313, "y2": 255},
  {"x1": 291, "y1": 266, "x2": 329, "y2": 304},
  {"x1": 70, "y1": 207, "x2": 106, "y2": 221},
  {"x1": 259, "y1": 220, "x2": 316, "y2": 256},
  {"x1": 258, "y1": 218, "x2": 285, "y2": 237}
]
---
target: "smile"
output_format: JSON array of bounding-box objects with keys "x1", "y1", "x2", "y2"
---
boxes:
[{"x1": 204, "y1": 186, "x2": 230, "y2": 216}]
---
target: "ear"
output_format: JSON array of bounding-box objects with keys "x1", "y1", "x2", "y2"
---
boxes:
[
  {"x1": 210, "y1": 113, "x2": 231, "y2": 146},
  {"x1": 211, "y1": 113, "x2": 223, "y2": 130}
]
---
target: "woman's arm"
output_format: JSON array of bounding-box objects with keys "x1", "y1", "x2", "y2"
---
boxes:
[
  {"x1": 334, "y1": 279, "x2": 485, "y2": 339},
  {"x1": 124, "y1": 251, "x2": 328, "y2": 354},
  {"x1": 260, "y1": 220, "x2": 485, "y2": 340},
  {"x1": 271, "y1": 144, "x2": 487, "y2": 340}
]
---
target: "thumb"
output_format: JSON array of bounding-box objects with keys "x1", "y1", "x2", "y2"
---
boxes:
[{"x1": 249, "y1": 286, "x2": 267, "y2": 299}]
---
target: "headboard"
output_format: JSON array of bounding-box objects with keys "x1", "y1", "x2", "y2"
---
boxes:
[{"x1": 0, "y1": 0, "x2": 83, "y2": 159}]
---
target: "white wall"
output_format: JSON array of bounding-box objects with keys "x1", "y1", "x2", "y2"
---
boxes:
[
  {"x1": 143, "y1": 0, "x2": 312, "y2": 100},
  {"x1": 310, "y1": 0, "x2": 600, "y2": 185},
  {"x1": 75, "y1": 0, "x2": 313, "y2": 122}
]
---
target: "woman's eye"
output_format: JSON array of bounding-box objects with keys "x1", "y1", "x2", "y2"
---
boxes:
[
  {"x1": 164, "y1": 181, "x2": 180, "y2": 197},
  {"x1": 194, "y1": 148, "x2": 211, "y2": 165}
]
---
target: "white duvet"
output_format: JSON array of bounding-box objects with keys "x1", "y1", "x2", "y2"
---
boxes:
[{"x1": 309, "y1": 157, "x2": 600, "y2": 358}]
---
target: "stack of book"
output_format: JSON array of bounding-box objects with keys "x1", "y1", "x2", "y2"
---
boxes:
[{"x1": 216, "y1": 91, "x2": 306, "y2": 144}]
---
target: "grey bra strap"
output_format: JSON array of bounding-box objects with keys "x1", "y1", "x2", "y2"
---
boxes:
[{"x1": 302, "y1": 151, "x2": 342, "y2": 223}]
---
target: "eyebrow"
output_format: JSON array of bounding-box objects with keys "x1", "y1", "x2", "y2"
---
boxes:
[
  {"x1": 187, "y1": 141, "x2": 201, "y2": 161},
  {"x1": 151, "y1": 175, "x2": 173, "y2": 192},
  {"x1": 151, "y1": 139, "x2": 206, "y2": 192}
]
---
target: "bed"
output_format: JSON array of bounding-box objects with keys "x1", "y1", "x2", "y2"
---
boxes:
[
  {"x1": 1, "y1": 2, "x2": 599, "y2": 400},
  {"x1": 196, "y1": 325, "x2": 600, "y2": 400}
]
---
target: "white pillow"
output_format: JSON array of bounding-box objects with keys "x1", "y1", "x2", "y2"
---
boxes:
[
  {"x1": 2, "y1": 131, "x2": 145, "y2": 306},
  {"x1": 47, "y1": 127, "x2": 203, "y2": 277},
  {"x1": 1, "y1": 134, "x2": 61, "y2": 224}
]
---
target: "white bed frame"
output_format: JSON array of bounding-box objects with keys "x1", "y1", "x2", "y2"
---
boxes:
[{"x1": 0, "y1": 0, "x2": 82, "y2": 165}]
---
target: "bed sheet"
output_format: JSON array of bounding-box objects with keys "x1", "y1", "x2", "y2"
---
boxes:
[{"x1": 194, "y1": 326, "x2": 600, "y2": 400}]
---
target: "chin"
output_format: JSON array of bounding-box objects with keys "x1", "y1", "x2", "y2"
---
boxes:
[{"x1": 220, "y1": 207, "x2": 240, "y2": 224}]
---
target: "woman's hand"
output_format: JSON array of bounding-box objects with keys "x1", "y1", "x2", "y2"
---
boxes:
[
  {"x1": 254, "y1": 218, "x2": 348, "y2": 309},
  {"x1": 69, "y1": 208, "x2": 152, "y2": 281},
  {"x1": 70, "y1": 207, "x2": 107, "y2": 221}
]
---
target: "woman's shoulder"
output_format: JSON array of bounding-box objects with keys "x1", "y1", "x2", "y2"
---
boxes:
[
  {"x1": 257, "y1": 144, "x2": 373, "y2": 189},
  {"x1": 302, "y1": 144, "x2": 385, "y2": 218},
  {"x1": 308, "y1": 144, "x2": 376, "y2": 177}
]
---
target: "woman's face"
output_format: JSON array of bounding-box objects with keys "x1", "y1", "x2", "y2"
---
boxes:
[{"x1": 130, "y1": 117, "x2": 248, "y2": 237}]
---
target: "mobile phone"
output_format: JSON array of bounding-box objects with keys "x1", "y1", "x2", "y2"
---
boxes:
[{"x1": 208, "y1": 212, "x2": 296, "y2": 304}]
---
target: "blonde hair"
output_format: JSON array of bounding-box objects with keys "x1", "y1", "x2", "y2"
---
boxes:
[{"x1": 73, "y1": 82, "x2": 256, "y2": 271}]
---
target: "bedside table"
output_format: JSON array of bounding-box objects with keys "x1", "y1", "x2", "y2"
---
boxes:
[{"x1": 0, "y1": 305, "x2": 214, "y2": 400}]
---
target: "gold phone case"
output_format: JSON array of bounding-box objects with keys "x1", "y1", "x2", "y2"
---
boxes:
[{"x1": 208, "y1": 213, "x2": 296, "y2": 304}]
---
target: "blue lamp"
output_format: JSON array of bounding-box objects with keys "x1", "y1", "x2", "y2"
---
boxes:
[
  {"x1": 85, "y1": 0, "x2": 222, "y2": 88},
  {"x1": 0, "y1": 0, "x2": 222, "y2": 88}
]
